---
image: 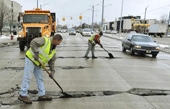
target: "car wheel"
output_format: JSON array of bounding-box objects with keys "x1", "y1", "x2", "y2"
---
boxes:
[
  {"x1": 19, "y1": 41, "x2": 26, "y2": 51},
  {"x1": 122, "y1": 45, "x2": 126, "y2": 52},
  {"x1": 130, "y1": 47, "x2": 134, "y2": 55},
  {"x1": 152, "y1": 54, "x2": 157, "y2": 58}
]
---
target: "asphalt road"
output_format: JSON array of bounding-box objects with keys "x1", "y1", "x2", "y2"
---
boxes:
[{"x1": 1, "y1": 33, "x2": 170, "y2": 109}]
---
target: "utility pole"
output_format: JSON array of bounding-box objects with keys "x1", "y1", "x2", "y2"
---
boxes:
[
  {"x1": 144, "y1": 5, "x2": 149, "y2": 34},
  {"x1": 101, "y1": 0, "x2": 104, "y2": 31},
  {"x1": 119, "y1": 0, "x2": 123, "y2": 34},
  {"x1": 166, "y1": 12, "x2": 170, "y2": 37},
  {"x1": 92, "y1": 6, "x2": 94, "y2": 31},
  {"x1": 37, "y1": 0, "x2": 38, "y2": 8}
]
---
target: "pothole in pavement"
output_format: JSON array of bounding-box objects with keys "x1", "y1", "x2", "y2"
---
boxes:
[
  {"x1": 56, "y1": 66, "x2": 91, "y2": 70},
  {"x1": 127, "y1": 88, "x2": 170, "y2": 96},
  {"x1": 1, "y1": 66, "x2": 91, "y2": 71},
  {"x1": 0, "y1": 67, "x2": 24, "y2": 70},
  {"x1": 1, "y1": 87, "x2": 170, "y2": 105},
  {"x1": 57, "y1": 56, "x2": 118, "y2": 59}
]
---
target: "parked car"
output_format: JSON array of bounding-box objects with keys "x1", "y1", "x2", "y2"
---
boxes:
[
  {"x1": 122, "y1": 33, "x2": 160, "y2": 57},
  {"x1": 105, "y1": 30, "x2": 111, "y2": 34},
  {"x1": 76, "y1": 30, "x2": 80, "y2": 33},
  {"x1": 61, "y1": 29, "x2": 67, "y2": 33},
  {"x1": 81, "y1": 29, "x2": 91, "y2": 36},
  {"x1": 129, "y1": 31, "x2": 136, "y2": 34},
  {"x1": 56, "y1": 28, "x2": 61, "y2": 32},
  {"x1": 2, "y1": 27, "x2": 10, "y2": 32},
  {"x1": 111, "y1": 30, "x2": 117, "y2": 34},
  {"x1": 69, "y1": 29, "x2": 76, "y2": 35}
]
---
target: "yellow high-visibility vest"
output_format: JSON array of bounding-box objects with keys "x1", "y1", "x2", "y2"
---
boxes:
[
  {"x1": 26, "y1": 37, "x2": 56, "y2": 66},
  {"x1": 89, "y1": 35, "x2": 96, "y2": 44}
]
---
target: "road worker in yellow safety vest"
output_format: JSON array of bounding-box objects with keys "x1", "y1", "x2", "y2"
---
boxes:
[
  {"x1": 18, "y1": 34, "x2": 63, "y2": 104},
  {"x1": 84, "y1": 31, "x2": 103, "y2": 59}
]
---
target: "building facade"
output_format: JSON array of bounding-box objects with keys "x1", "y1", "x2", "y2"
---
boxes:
[
  {"x1": 0, "y1": 0, "x2": 21, "y2": 24},
  {"x1": 108, "y1": 16, "x2": 157, "y2": 33}
]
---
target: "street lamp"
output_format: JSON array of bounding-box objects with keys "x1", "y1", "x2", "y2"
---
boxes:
[
  {"x1": 144, "y1": 5, "x2": 149, "y2": 34},
  {"x1": 37, "y1": 0, "x2": 38, "y2": 8},
  {"x1": 90, "y1": 4, "x2": 100, "y2": 31},
  {"x1": 40, "y1": 3, "x2": 49, "y2": 10},
  {"x1": 119, "y1": 0, "x2": 124, "y2": 35}
]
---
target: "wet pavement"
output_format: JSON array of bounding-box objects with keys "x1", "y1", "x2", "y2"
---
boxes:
[{"x1": 0, "y1": 33, "x2": 170, "y2": 108}]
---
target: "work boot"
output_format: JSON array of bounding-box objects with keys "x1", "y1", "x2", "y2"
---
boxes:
[
  {"x1": 83, "y1": 56, "x2": 89, "y2": 59},
  {"x1": 92, "y1": 56, "x2": 97, "y2": 59},
  {"x1": 38, "y1": 95, "x2": 52, "y2": 101},
  {"x1": 18, "y1": 95, "x2": 32, "y2": 104}
]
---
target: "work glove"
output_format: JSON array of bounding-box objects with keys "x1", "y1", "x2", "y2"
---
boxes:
[
  {"x1": 49, "y1": 70, "x2": 55, "y2": 79},
  {"x1": 34, "y1": 52, "x2": 39, "y2": 61},
  {"x1": 100, "y1": 44, "x2": 103, "y2": 48}
]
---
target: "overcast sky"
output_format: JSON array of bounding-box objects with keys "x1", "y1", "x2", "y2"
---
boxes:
[{"x1": 14, "y1": 0, "x2": 170, "y2": 28}]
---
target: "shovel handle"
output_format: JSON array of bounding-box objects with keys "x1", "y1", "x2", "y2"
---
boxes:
[
  {"x1": 38, "y1": 60, "x2": 64, "y2": 92},
  {"x1": 38, "y1": 60, "x2": 51, "y2": 76},
  {"x1": 103, "y1": 47, "x2": 109, "y2": 53}
]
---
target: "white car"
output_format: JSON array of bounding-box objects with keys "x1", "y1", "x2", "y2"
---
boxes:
[
  {"x1": 69, "y1": 30, "x2": 76, "y2": 35},
  {"x1": 111, "y1": 30, "x2": 117, "y2": 34},
  {"x1": 105, "y1": 30, "x2": 111, "y2": 34},
  {"x1": 61, "y1": 29, "x2": 67, "y2": 33},
  {"x1": 82, "y1": 29, "x2": 91, "y2": 36}
]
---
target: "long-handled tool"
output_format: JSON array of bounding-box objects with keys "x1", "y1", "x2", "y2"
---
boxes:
[
  {"x1": 102, "y1": 47, "x2": 114, "y2": 58},
  {"x1": 38, "y1": 60, "x2": 72, "y2": 97}
]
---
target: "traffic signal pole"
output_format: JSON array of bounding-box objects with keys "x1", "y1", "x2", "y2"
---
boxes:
[
  {"x1": 166, "y1": 12, "x2": 170, "y2": 37},
  {"x1": 101, "y1": 0, "x2": 104, "y2": 31},
  {"x1": 92, "y1": 6, "x2": 94, "y2": 31}
]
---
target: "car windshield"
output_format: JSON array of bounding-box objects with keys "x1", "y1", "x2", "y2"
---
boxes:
[
  {"x1": 23, "y1": 15, "x2": 48, "y2": 23},
  {"x1": 131, "y1": 35, "x2": 154, "y2": 42},
  {"x1": 71, "y1": 30, "x2": 75, "y2": 32}
]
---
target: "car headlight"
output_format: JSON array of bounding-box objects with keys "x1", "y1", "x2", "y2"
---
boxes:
[
  {"x1": 18, "y1": 35, "x2": 24, "y2": 37},
  {"x1": 43, "y1": 35, "x2": 49, "y2": 37},
  {"x1": 134, "y1": 45, "x2": 141, "y2": 49},
  {"x1": 155, "y1": 47, "x2": 160, "y2": 50}
]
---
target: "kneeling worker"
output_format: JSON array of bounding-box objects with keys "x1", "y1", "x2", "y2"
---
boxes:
[
  {"x1": 18, "y1": 34, "x2": 63, "y2": 104},
  {"x1": 84, "y1": 31, "x2": 103, "y2": 58}
]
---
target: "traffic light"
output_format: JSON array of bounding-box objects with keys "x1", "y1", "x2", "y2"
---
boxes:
[
  {"x1": 62, "y1": 18, "x2": 65, "y2": 21},
  {"x1": 79, "y1": 16, "x2": 82, "y2": 20},
  {"x1": 103, "y1": 19, "x2": 105, "y2": 22}
]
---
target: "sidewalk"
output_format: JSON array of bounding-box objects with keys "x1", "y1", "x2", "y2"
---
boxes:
[
  {"x1": 103, "y1": 33, "x2": 170, "y2": 54},
  {"x1": 0, "y1": 35, "x2": 19, "y2": 47}
]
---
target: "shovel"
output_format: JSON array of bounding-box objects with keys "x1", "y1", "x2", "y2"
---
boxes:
[
  {"x1": 38, "y1": 60, "x2": 72, "y2": 97},
  {"x1": 102, "y1": 47, "x2": 114, "y2": 58}
]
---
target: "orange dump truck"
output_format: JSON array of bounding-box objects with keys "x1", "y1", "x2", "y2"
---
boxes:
[{"x1": 17, "y1": 8, "x2": 56, "y2": 51}]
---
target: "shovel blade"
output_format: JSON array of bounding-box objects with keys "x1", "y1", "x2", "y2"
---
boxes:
[{"x1": 108, "y1": 53, "x2": 114, "y2": 58}]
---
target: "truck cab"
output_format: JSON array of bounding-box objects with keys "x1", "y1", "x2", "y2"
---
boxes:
[{"x1": 17, "y1": 8, "x2": 56, "y2": 51}]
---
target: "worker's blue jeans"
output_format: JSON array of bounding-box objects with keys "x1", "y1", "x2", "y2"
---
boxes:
[
  {"x1": 85, "y1": 40, "x2": 95, "y2": 57},
  {"x1": 20, "y1": 57, "x2": 45, "y2": 96}
]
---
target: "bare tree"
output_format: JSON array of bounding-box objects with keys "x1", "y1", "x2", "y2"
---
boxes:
[
  {"x1": 56, "y1": 24, "x2": 62, "y2": 29},
  {"x1": 0, "y1": 0, "x2": 11, "y2": 35},
  {"x1": 160, "y1": 14, "x2": 168, "y2": 24},
  {"x1": 61, "y1": 25, "x2": 68, "y2": 29}
]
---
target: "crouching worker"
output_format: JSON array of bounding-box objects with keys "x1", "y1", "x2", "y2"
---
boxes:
[
  {"x1": 18, "y1": 34, "x2": 63, "y2": 104},
  {"x1": 84, "y1": 31, "x2": 103, "y2": 59}
]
